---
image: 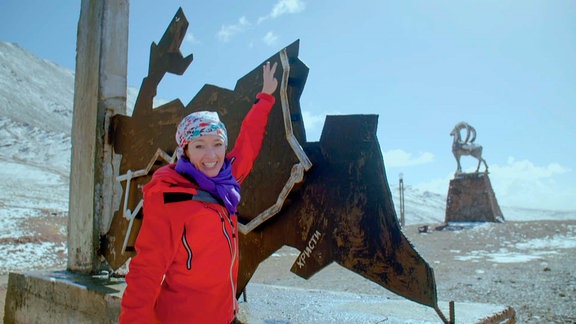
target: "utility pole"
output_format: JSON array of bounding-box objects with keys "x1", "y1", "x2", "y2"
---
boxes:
[{"x1": 399, "y1": 173, "x2": 405, "y2": 227}]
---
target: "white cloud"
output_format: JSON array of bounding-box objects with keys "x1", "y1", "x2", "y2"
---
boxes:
[
  {"x1": 301, "y1": 110, "x2": 359, "y2": 142},
  {"x1": 271, "y1": 0, "x2": 306, "y2": 18},
  {"x1": 301, "y1": 110, "x2": 326, "y2": 141},
  {"x1": 494, "y1": 157, "x2": 570, "y2": 180},
  {"x1": 383, "y1": 149, "x2": 435, "y2": 168},
  {"x1": 262, "y1": 31, "x2": 279, "y2": 46},
  {"x1": 258, "y1": 0, "x2": 306, "y2": 23},
  {"x1": 488, "y1": 157, "x2": 575, "y2": 210},
  {"x1": 185, "y1": 32, "x2": 199, "y2": 44},
  {"x1": 217, "y1": 16, "x2": 251, "y2": 42},
  {"x1": 415, "y1": 157, "x2": 576, "y2": 211},
  {"x1": 218, "y1": 0, "x2": 305, "y2": 44},
  {"x1": 416, "y1": 174, "x2": 453, "y2": 195}
]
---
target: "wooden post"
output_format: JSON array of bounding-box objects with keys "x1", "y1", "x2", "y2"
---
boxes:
[{"x1": 68, "y1": 0, "x2": 129, "y2": 273}]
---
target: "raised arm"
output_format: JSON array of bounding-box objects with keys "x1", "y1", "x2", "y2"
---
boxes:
[{"x1": 228, "y1": 61, "x2": 278, "y2": 183}]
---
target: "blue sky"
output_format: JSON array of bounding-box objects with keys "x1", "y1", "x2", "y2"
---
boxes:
[{"x1": 1, "y1": 0, "x2": 575, "y2": 211}]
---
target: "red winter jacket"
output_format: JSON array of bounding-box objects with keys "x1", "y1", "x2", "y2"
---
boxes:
[{"x1": 120, "y1": 93, "x2": 275, "y2": 324}]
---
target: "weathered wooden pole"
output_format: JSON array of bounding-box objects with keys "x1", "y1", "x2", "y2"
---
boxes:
[{"x1": 68, "y1": 0, "x2": 129, "y2": 273}]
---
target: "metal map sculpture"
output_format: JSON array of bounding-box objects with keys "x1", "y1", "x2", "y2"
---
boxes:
[{"x1": 104, "y1": 8, "x2": 451, "y2": 323}]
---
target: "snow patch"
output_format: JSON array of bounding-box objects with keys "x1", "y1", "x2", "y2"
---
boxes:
[{"x1": 453, "y1": 226, "x2": 576, "y2": 264}]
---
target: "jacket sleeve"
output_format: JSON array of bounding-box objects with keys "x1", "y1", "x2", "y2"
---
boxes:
[
  {"x1": 119, "y1": 191, "x2": 183, "y2": 324},
  {"x1": 227, "y1": 92, "x2": 276, "y2": 184}
]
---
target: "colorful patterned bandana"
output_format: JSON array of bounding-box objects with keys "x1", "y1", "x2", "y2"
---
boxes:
[{"x1": 175, "y1": 111, "x2": 228, "y2": 157}]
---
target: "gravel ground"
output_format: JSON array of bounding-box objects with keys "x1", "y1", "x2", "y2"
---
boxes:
[
  {"x1": 1, "y1": 220, "x2": 575, "y2": 323},
  {"x1": 408, "y1": 221, "x2": 576, "y2": 323},
  {"x1": 248, "y1": 220, "x2": 576, "y2": 323}
]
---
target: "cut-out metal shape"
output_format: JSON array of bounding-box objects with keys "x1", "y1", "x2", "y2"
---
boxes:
[{"x1": 104, "y1": 8, "x2": 450, "y2": 322}]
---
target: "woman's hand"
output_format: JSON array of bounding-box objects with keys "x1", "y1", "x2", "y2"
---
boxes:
[{"x1": 261, "y1": 61, "x2": 278, "y2": 95}]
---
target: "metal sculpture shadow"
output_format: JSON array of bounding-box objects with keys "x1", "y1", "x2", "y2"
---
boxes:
[
  {"x1": 450, "y1": 121, "x2": 488, "y2": 175},
  {"x1": 105, "y1": 8, "x2": 450, "y2": 323}
]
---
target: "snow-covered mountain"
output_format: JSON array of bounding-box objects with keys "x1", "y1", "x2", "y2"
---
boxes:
[
  {"x1": 0, "y1": 40, "x2": 573, "y2": 225},
  {"x1": 0, "y1": 42, "x2": 72, "y2": 212},
  {"x1": 0, "y1": 42, "x2": 139, "y2": 214},
  {"x1": 0, "y1": 42, "x2": 74, "y2": 134}
]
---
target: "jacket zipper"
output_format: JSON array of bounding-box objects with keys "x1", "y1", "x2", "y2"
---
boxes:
[
  {"x1": 212, "y1": 206, "x2": 238, "y2": 315},
  {"x1": 181, "y1": 227, "x2": 193, "y2": 270}
]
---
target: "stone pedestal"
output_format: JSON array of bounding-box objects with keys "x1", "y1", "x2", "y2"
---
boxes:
[
  {"x1": 3, "y1": 271, "x2": 124, "y2": 324},
  {"x1": 445, "y1": 173, "x2": 504, "y2": 223}
]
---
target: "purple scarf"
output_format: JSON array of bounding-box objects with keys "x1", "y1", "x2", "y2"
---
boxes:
[{"x1": 175, "y1": 157, "x2": 241, "y2": 215}]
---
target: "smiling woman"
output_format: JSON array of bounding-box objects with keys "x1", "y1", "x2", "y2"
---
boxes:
[
  {"x1": 183, "y1": 134, "x2": 227, "y2": 177},
  {"x1": 176, "y1": 111, "x2": 229, "y2": 178},
  {"x1": 119, "y1": 61, "x2": 279, "y2": 323}
]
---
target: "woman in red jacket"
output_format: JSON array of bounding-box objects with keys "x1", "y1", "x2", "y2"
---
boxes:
[{"x1": 120, "y1": 61, "x2": 278, "y2": 324}]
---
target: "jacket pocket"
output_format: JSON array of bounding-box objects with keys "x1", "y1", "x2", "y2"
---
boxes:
[{"x1": 181, "y1": 227, "x2": 193, "y2": 270}]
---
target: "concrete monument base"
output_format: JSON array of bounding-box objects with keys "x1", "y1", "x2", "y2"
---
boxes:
[
  {"x1": 4, "y1": 271, "x2": 515, "y2": 324},
  {"x1": 445, "y1": 173, "x2": 504, "y2": 223},
  {"x1": 3, "y1": 271, "x2": 123, "y2": 324}
]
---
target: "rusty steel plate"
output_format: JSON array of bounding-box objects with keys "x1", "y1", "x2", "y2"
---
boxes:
[{"x1": 103, "y1": 8, "x2": 308, "y2": 270}]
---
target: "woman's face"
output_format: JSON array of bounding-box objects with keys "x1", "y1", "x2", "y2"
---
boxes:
[{"x1": 184, "y1": 134, "x2": 226, "y2": 178}]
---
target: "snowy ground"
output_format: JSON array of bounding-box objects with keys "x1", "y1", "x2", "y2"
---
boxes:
[
  {"x1": 237, "y1": 283, "x2": 514, "y2": 324},
  {"x1": 246, "y1": 221, "x2": 576, "y2": 323},
  {"x1": 2, "y1": 216, "x2": 574, "y2": 323}
]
